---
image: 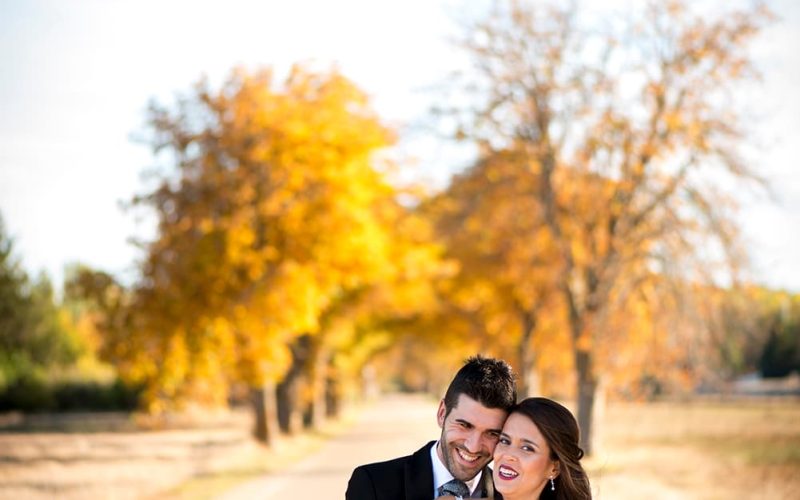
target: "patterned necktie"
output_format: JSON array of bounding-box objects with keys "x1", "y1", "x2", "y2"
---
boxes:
[{"x1": 437, "y1": 478, "x2": 470, "y2": 498}]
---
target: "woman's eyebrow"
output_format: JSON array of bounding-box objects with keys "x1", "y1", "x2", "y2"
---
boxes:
[{"x1": 503, "y1": 433, "x2": 540, "y2": 447}]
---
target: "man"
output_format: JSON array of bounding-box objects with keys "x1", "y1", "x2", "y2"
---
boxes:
[{"x1": 345, "y1": 355, "x2": 517, "y2": 499}]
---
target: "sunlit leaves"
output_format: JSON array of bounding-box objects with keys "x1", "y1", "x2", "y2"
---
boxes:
[{"x1": 124, "y1": 64, "x2": 420, "y2": 411}]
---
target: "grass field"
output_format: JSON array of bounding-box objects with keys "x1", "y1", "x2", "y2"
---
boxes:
[
  {"x1": 1, "y1": 397, "x2": 798, "y2": 499},
  {"x1": 586, "y1": 399, "x2": 800, "y2": 499}
]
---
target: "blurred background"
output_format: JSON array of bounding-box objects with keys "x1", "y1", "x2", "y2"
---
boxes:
[{"x1": 1, "y1": 0, "x2": 799, "y2": 498}]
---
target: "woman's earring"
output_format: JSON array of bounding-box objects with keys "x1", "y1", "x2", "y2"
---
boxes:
[{"x1": 550, "y1": 476, "x2": 556, "y2": 491}]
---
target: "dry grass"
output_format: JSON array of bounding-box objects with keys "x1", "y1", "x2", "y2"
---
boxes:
[{"x1": 586, "y1": 398, "x2": 800, "y2": 499}]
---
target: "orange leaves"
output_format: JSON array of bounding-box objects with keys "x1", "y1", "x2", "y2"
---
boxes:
[
  {"x1": 121, "y1": 63, "x2": 444, "y2": 411},
  {"x1": 664, "y1": 111, "x2": 684, "y2": 133}
]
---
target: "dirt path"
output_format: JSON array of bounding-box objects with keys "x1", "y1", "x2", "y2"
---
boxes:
[{"x1": 215, "y1": 393, "x2": 440, "y2": 500}]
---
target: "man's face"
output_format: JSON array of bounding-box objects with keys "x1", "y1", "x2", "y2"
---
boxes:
[{"x1": 436, "y1": 393, "x2": 508, "y2": 482}]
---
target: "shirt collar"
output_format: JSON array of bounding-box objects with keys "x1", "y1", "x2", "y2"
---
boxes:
[{"x1": 431, "y1": 441, "x2": 482, "y2": 498}]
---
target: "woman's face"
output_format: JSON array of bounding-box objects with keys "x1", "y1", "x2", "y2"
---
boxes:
[{"x1": 492, "y1": 412, "x2": 559, "y2": 499}]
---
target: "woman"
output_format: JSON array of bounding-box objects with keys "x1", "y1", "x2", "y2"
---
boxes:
[{"x1": 492, "y1": 397, "x2": 591, "y2": 499}]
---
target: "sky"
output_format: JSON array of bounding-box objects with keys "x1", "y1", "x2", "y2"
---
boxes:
[{"x1": 1, "y1": 0, "x2": 798, "y2": 293}]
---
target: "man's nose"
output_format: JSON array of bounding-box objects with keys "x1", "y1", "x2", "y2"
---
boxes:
[{"x1": 464, "y1": 431, "x2": 487, "y2": 452}]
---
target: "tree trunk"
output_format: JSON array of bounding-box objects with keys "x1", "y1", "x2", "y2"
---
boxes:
[
  {"x1": 575, "y1": 348, "x2": 597, "y2": 455},
  {"x1": 517, "y1": 308, "x2": 539, "y2": 399},
  {"x1": 276, "y1": 373, "x2": 303, "y2": 434},
  {"x1": 277, "y1": 334, "x2": 311, "y2": 434},
  {"x1": 306, "y1": 348, "x2": 329, "y2": 430},
  {"x1": 325, "y1": 375, "x2": 340, "y2": 418},
  {"x1": 250, "y1": 380, "x2": 278, "y2": 445}
]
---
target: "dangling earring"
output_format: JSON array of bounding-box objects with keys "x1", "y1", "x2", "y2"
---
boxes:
[{"x1": 549, "y1": 476, "x2": 556, "y2": 491}]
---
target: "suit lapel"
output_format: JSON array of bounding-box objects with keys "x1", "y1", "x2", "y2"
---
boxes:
[
  {"x1": 404, "y1": 441, "x2": 436, "y2": 500},
  {"x1": 476, "y1": 464, "x2": 494, "y2": 498}
]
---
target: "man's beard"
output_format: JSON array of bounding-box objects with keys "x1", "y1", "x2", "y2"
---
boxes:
[{"x1": 439, "y1": 438, "x2": 488, "y2": 482}]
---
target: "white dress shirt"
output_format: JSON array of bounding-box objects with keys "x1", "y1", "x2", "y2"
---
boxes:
[{"x1": 430, "y1": 441, "x2": 482, "y2": 498}]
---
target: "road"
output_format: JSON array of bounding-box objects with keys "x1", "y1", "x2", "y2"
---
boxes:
[{"x1": 215, "y1": 393, "x2": 440, "y2": 500}]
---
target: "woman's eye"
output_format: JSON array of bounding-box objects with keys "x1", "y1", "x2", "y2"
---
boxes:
[
  {"x1": 499, "y1": 437, "x2": 510, "y2": 445},
  {"x1": 521, "y1": 445, "x2": 534, "y2": 453}
]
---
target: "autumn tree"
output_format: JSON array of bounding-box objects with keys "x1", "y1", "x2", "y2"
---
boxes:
[
  {"x1": 124, "y1": 65, "x2": 431, "y2": 443},
  {"x1": 444, "y1": 0, "x2": 772, "y2": 453},
  {"x1": 427, "y1": 150, "x2": 565, "y2": 397}
]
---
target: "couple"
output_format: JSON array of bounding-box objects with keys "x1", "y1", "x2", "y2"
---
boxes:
[{"x1": 345, "y1": 356, "x2": 592, "y2": 500}]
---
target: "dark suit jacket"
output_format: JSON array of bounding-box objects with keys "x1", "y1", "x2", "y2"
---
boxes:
[{"x1": 345, "y1": 441, "x2": 495, "y2": 500}]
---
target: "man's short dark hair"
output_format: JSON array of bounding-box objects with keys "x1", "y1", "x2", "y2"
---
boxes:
[{"x1": 442, "y1": 355, "x2": 516, "y2": 416}]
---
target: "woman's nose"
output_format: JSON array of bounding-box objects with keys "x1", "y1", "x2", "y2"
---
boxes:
[{"x1": 497, "y1": 447, "x2": 518, "y2": 462}]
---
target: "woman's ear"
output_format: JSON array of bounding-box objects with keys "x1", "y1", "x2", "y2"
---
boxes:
[{"x1": 551, "y1": 460, "x2": 561, "y2": 479}]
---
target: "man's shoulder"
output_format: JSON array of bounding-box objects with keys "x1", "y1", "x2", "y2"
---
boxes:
[
  {"x1": 352, "y1": 455, "x2": 408, "y2": 477},
  {"x1": 346, "y1": 441, "x2": 436, "y2": 499}
]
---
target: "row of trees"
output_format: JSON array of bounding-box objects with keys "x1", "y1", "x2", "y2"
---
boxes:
[
  {"x1": 2, "y1": 1, "x2": 791, "y2": 454},
  {"x1": 4, "y1": 210, "x2": 796, "y2": 413},
  {"x1": 67, "y1": 67, "x2": 449, "y2": 444}
]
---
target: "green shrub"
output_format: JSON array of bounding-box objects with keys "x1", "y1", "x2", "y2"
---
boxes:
[
  {"x1": 0, "y1": 373, "x2": 54, "y2": 412},
  {"x1": 0, "y1": 377, "x2": 142, "y2": 412},
  {"x1": 759, "y1": 321, "x2": 800, "y2": 378},
  {"x1": 52, "y1": 379, "x2": 141, "y2": 411}
]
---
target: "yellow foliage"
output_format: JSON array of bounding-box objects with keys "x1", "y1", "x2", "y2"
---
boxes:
[{"x1": 123, "y1": 64, "x2": 442, "y2": 411}]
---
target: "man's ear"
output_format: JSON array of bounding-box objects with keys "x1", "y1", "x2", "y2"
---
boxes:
[{"x1": 437, "y1": 399, "x2": 447, "y2": 428}]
